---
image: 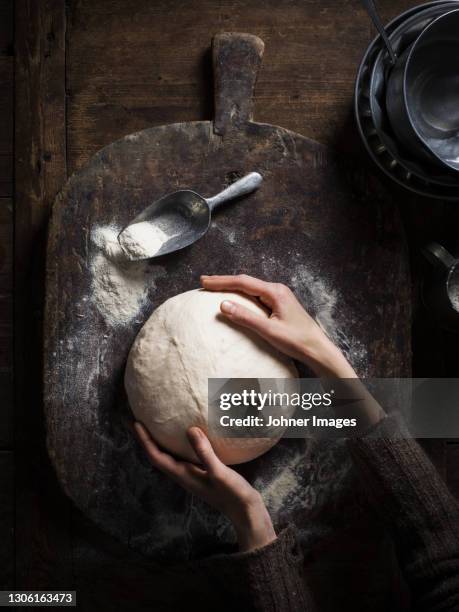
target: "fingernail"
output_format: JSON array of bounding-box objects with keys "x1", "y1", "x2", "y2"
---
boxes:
[
  {"x1": 188, "y1": 426, "x2": 202, "y2": 439},
  {"x1": 221, "y1": 300, "x2": 235, "y2": 314}
]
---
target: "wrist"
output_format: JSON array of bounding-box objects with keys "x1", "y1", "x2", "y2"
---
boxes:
[
  {"x1": 233, "y1": 495, "x2": 276, "y2": 552},
  {"x1": 300, "y1": 335, "x2": 357, "y2": 378}
]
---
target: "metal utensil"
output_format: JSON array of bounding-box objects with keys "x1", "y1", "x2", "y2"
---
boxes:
[
  {"x1": 386, "y1": 8, "x2": 459, "y2": 173},
  {"x1": 368, "y1": 1, "x2": 459, "y2": 188},
  {"x1": 118, "y1": 172, "x2": 263, "y2": 260},
  {"x1": 422, "y1": 242, "x2": 459, "y2": 332},
  {"x1": 354, "y1": 0, "x2": 459, "y2": 199},
  {"x1": 362, "y1": 0, "x2": 397, "y2": 64}
]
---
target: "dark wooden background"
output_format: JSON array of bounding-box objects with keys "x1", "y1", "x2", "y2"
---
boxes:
[{"x1": 1, "y1": 0, "x2": 458, "y2": 607}]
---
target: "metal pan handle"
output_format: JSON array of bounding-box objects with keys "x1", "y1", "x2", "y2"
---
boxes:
[{"x1": 361, "y1": 0, "x2": 397, "y2": 64}]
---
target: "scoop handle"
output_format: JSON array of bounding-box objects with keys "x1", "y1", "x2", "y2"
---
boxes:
[{"x1": 206, "y1": 172, "x2": 263, "y2": 211}]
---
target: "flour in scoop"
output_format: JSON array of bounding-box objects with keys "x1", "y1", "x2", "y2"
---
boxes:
[{"x1": 119, "y1": 221, "x2": 170, "y2": 259}]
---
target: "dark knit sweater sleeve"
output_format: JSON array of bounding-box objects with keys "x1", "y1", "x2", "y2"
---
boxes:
[
  {"x1": 348, "y1": 414, "x2": 459, "y2": 612},
  {"x1": 192, "y1": 525, "x2": 315, "y2": 611}
]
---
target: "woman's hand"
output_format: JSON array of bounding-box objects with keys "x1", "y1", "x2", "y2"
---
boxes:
[
  {"x1": 134, "y1": 422, "x2": 276, "y2": 552},
  {"x1": 201, "y1": 274, "x2": 357, "y2": 378},
  {"x1": 201, "y1": 274, "x2": 385, "y2": 427}
]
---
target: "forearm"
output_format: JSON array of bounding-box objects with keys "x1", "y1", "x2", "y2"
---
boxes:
[
  {"x1": 233, "y1": 494, "x2": 277, "y2": 552},
  {"x1": 300, "y1": 335, "x2": 357, "y2": 379},
  {"x1": 233, "y1": 527, "x2": 316, "y2": 612},
  {"x1": 228, "y1": 498, "x2": 314, "y2": 609},
  {"x1": 193, "y1": 526, "x2": 315, "y2": 612},
  {"x1": 349, "y1": 414, "x2": 459, "y2": 611},
  {"x1": 304, "y1": 329, "x2": 459, "y2": 609},
  {"x1": 300, "y1": 336, "x2": 386, "y2": 428}
]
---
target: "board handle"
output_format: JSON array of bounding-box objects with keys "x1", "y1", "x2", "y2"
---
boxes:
[{"x1": 212, "y1": 32, "x2": 265, "y2": 136}]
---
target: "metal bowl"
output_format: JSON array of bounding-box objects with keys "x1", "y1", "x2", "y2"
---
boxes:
[
  {"x1": 404, "y1": 9, "x2": 459, "y2": 172},
  {"x1": 355, "y1": 1, "x2": 459, "y2": 199},
  {"x1": 370, "y1": 1, "x2": 459, "y2": 187}
]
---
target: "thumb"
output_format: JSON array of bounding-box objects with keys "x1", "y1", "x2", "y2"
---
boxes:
[
  {"x1": 220, "y1": 300, "x2": 271, "y2": 337},
  {"x1": 187, "y1": 427, "x2": 222, "y2": 475}
]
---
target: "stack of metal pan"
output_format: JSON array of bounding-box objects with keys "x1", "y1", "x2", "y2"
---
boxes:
[{"x1": 355, "y1": 1, "x2": 459, "y2": 199}]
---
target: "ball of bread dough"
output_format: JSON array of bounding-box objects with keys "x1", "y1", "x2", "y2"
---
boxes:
[{"x1": 125, "y1": 288, "x2": 297, "y2": 464}]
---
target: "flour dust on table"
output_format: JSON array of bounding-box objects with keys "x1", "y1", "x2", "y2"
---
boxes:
[
  {"x1": 259, "y1": 253, "x2": 369, "y2": 376},
  {"x1": 90, "y1": 224, "x2": 165, "y2": 326},
  {"x1": 290, "y1": 263, "x2": 368, "y2": 375}
]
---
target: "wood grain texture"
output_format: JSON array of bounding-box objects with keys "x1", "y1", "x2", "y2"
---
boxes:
[
  {"x1": 0, "y1": 371, "x2": 13, "y2": 449},
  {"x1": 0, "y1": 0, "x2": 13, "y2": 197},
  {"x1": 0, "y1": 199, "x2": 13, "y2": 448},
  {"x1": 213, "y1": 32, "x2": 265, "y2": 134},
  {"x1": 13, "y1": 0, "x2": 458, "y2": 608},
  {"x1": 65, "y1": 0, "x2": 415, "y2": 173},
  {"x1": 45, "y1": 39, "x2": 411, "y2": 612},
  {"x1": 0, "y1": 451, "x2": 14, "y2": 589},
  {"x1": 0, "y1": 0, "x2": 13, "y2": 450},
  {"x1": 14, "y1": 0, "x2": 71, "y2": 591},
  {"x1": 0, "y1": 201, "x2": 12, "y2": 344},
  {"x1": 0, "y1": 6, "x2": 14, "y2": 597}
]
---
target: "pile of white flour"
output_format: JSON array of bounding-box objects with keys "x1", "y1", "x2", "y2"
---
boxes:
[{"x1": 90, "y1": 225, "x2": 165, "y2": 326}]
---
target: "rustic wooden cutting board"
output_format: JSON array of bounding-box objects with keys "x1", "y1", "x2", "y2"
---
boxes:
[{"x1": 44, "y1": 32, "x2": 411, "y2": 562}]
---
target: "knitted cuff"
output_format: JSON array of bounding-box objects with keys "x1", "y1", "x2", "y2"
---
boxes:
[
  {"x1": 190, "y1": 526, "x2": 313, "y2": 611},
  {"x1": 190, "y1": 525, "x2": 302, "y2": 570}
]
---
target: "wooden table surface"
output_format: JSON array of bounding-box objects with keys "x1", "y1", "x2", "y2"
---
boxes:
[{"x1": 2, "y1": 0, "x2": 459, "y2": 608}]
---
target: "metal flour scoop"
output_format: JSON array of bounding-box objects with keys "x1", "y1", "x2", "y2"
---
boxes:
[{"x1": 118, "y1": 172, "x2": 262, "y2": 260}]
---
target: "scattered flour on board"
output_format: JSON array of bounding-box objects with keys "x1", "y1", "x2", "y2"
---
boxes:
[
  {"x1": 118, "y1": 221, "x2": 171, "y2": 259},
  {"x1": 290, "y1": 264, "x2": 337, "y2": 339},
  {"x1": 92, "y1": 224, "x2": 125, "y2": 262},
  {"x1": 258, "y1": 452, "x2": 305, "y2": 515},
  {"x1": 290, "y1": 263, "x2": 368, "y2": 374},
  {"x1": 90, "y1": 225, "x2": 165, "y2": 326},
  {"x1": 211, "y1": 221, "x2": 237, "y2": 245}
]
